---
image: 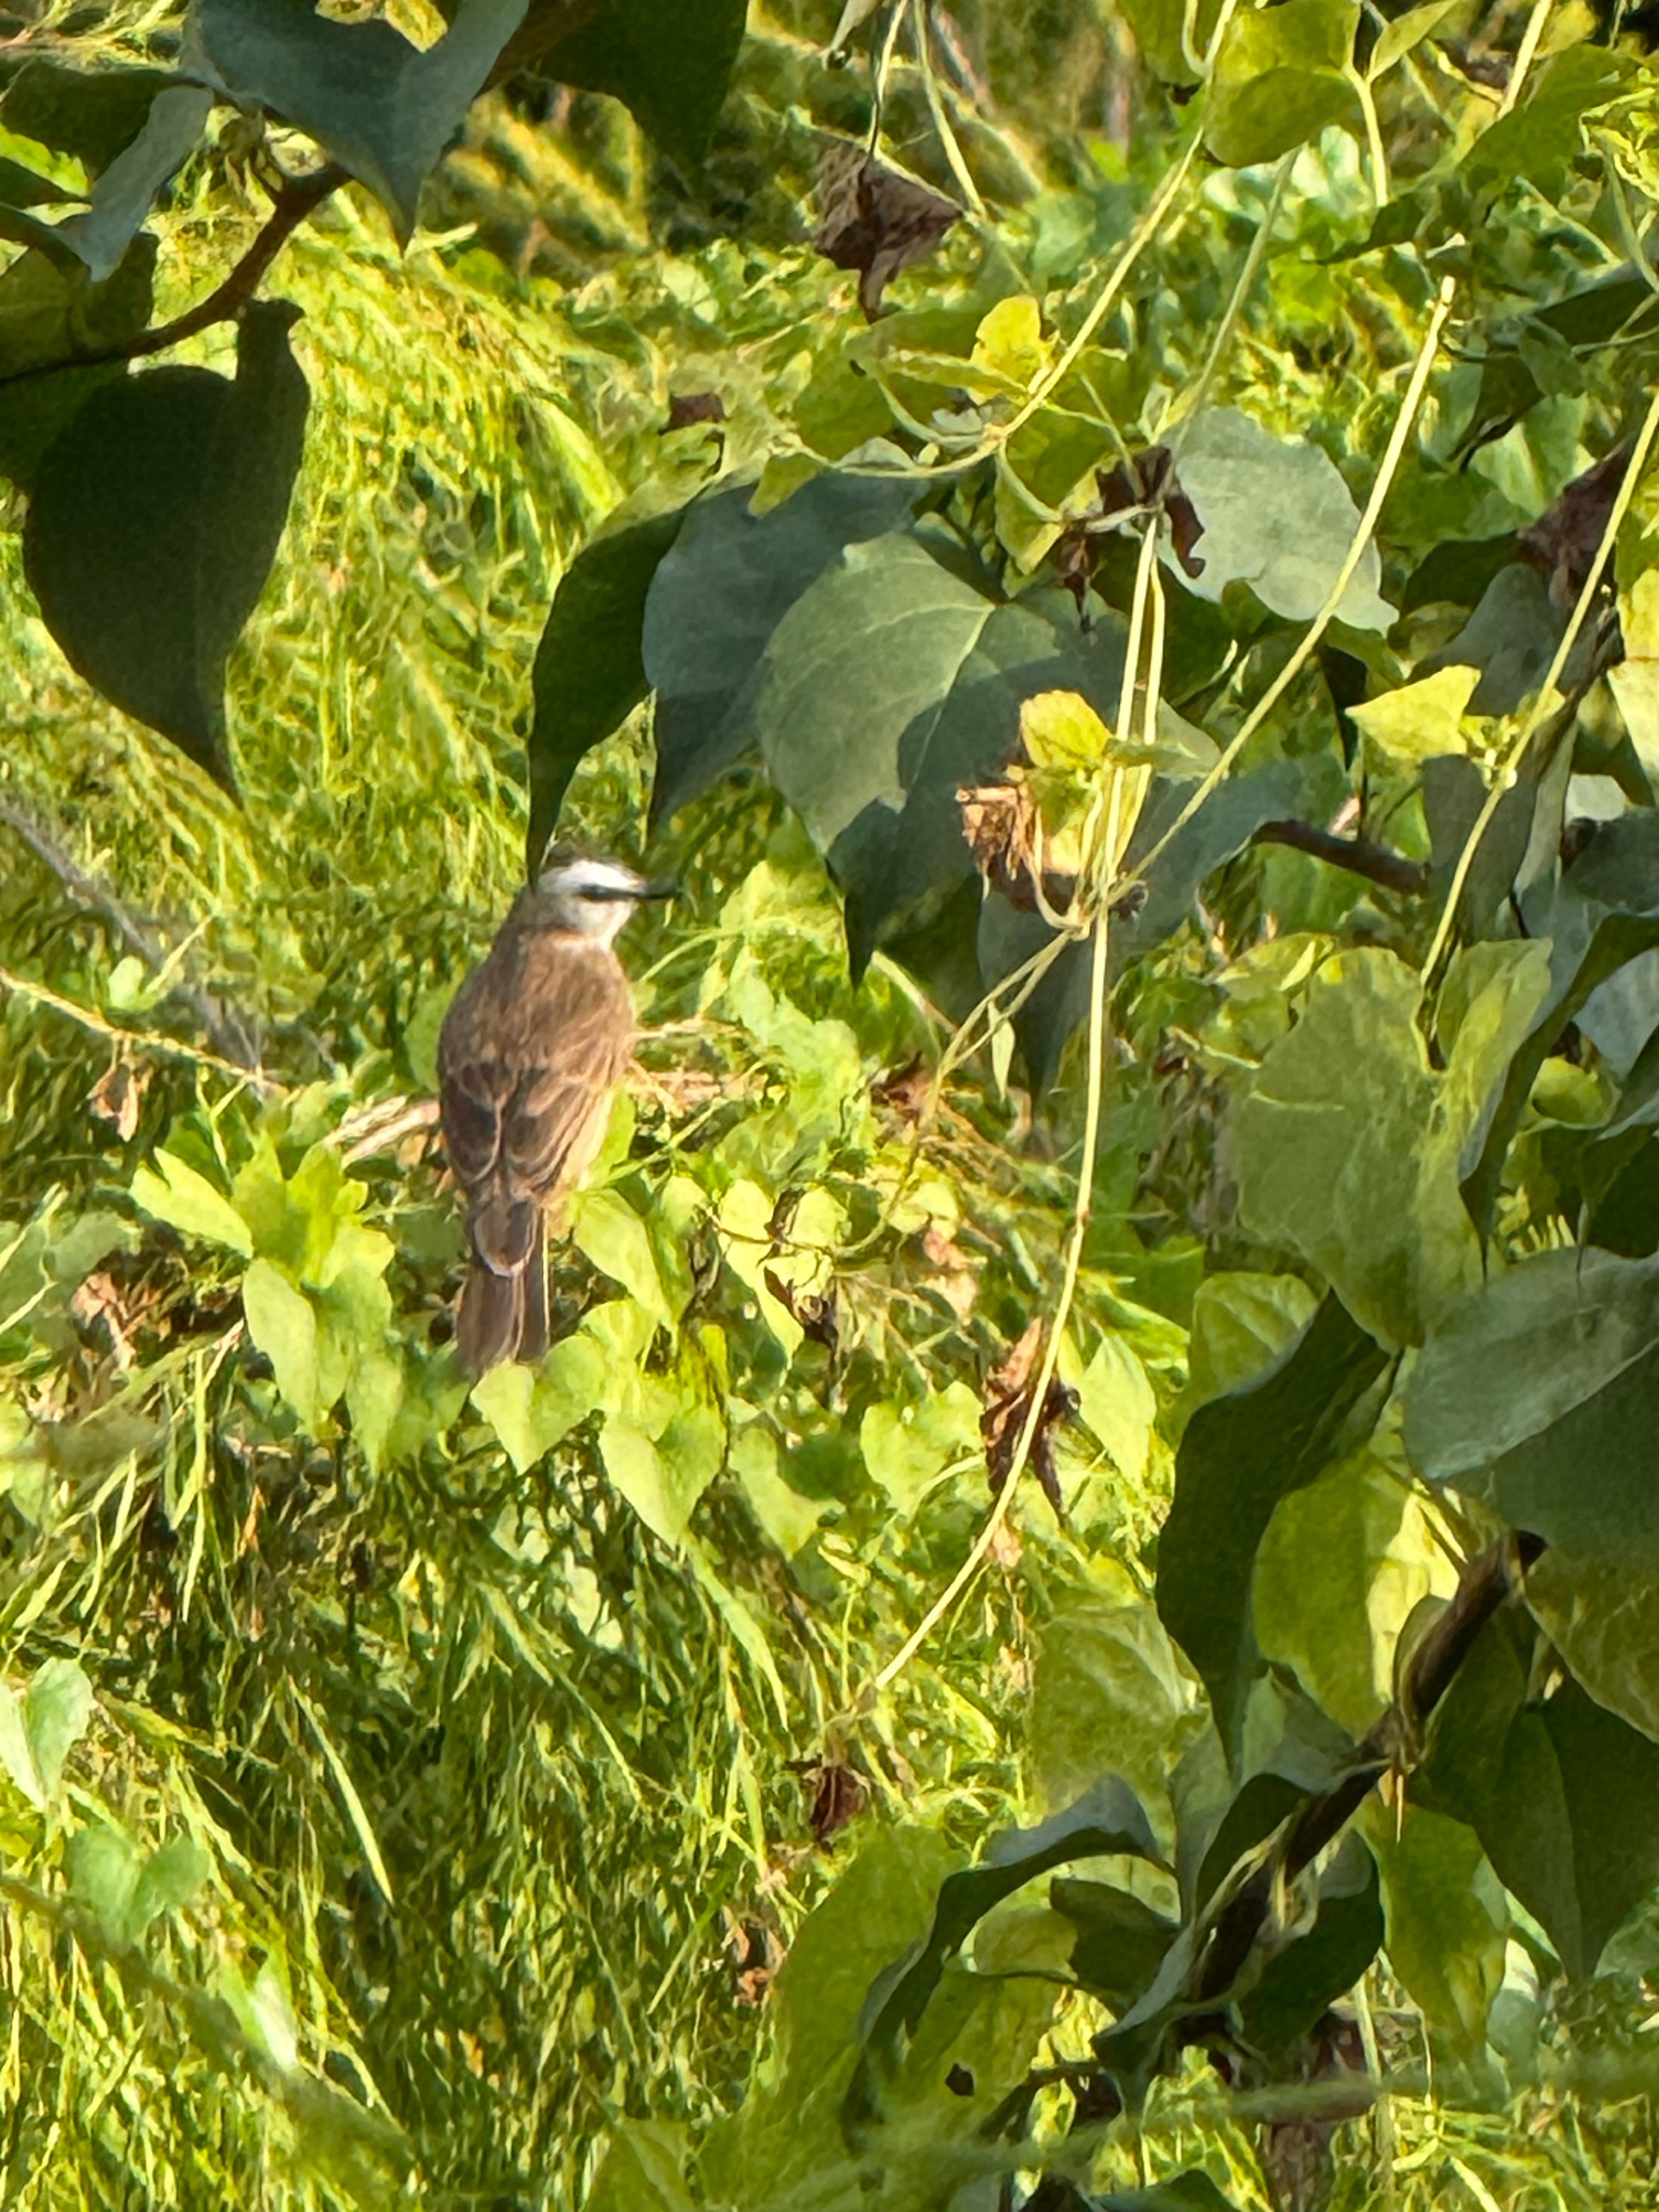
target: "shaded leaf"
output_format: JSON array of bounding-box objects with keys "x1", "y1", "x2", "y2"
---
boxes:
[
  {"x1": 844, "y1": 1779, "x2": 1161, "y2": 2135},
  {"x1": 193, "y1": 0, "x2": 527, "y2": 243},
  {"x1": 644, "y1": 473, "x2": 918, "y2": 826},
  {"x1": 1156, "y1": 1294, "x2": 1388, "y2": 1756},
  {"x1": 0, "y1": 236, "x2": 155, "y2": 490},
  {"x1": 537, "y1": 0, "x2": 748, "y2": 170},
  {"x1": 54, "y1": 82, "x2": 211, "y2": 284},
  {"x1": 24, "y1": 300, "x2": 309, "y2": 787},
  {"x1": 1239, "y1": 1838, "x2": 1383, "y2": 2057},
  {"x1": 525, "y1": 501, "x2": 687, "y2": 868},
  {"x1": 1365, "y1": 1805, "x2": 1505, "y2": 2054},
  {"x1": 1403, "y1": 1244, "x2": 1659, "y2": 1561},
  {"x1": 2, "y1": 61, "x2": 172, "y2": 173}
]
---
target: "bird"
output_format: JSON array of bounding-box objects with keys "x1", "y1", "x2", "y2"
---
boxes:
[{"x1": 438, "y1": 848, "x2": 671, "y2": 1377}]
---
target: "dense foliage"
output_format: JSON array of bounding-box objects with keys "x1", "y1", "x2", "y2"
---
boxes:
[{"x1": 3, "y1": 0, "x2": 1659, "y2": 2207}]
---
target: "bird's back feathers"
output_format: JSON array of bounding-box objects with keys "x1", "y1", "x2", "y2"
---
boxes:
[{"x1": 439, "y1": 920, "x2": 635, "y2": 1374}]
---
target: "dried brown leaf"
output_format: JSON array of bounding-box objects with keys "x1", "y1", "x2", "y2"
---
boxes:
[{"x1": 814, "y1": 141, "x2": 960, "y2": 319}]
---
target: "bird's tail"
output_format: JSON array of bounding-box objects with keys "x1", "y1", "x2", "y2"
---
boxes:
[{"x1": 456, "y1": 1213, "x2": 548, "y2": 1376}]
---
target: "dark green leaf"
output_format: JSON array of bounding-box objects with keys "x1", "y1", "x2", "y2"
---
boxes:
[
  {"x1": 1425, "y1": 1624, "x2": 1659, "y2": 1978},
  {"x1": 1052, "y1": 1878, "x2": 1180, "y2": 2013},
  {"x1": 844, "y1": 1779, "x2": 1161, "y2": 2135},
  {"x1": 1238, "y1": 1838, "x2": 1383, "y2": 2056},
  {"x1": 1156, "y1": 1293, "x2": 1389, "y2": 1754},
  {"x1": 24, "y1": 298, "x2": 309, "y2": 787},
  {"x1": 1097, "y1": 2181, "x2": 1243, "y2": 2212},
  {"x1": 755, "y1": 534, "x2": 1128, "y2": 974},
  {"x1": 645, "y1": 472, "x2": 918, "y2": 827},
  {"x1": 0, "y1": 236, "x2": 154, "y2": 490},
  {"x1": 1232, "y1": 945, "x2": 1550, "y2": 1346},
  {"x1": 2, "y1": 61, "x2": 173, "y2": 174},
  {"x1": 527, "y1": 504, "x2": 687, "y2": 867},
  {"x1": 193, "y1": 0, "x2": 527, "y2": 243},
  {"x1": 1403, "y1": 1244, "x2": 1659, "y2": 1560},
  {"x1": 534, "y1": 0, "x2": 748, "y2": 168}
]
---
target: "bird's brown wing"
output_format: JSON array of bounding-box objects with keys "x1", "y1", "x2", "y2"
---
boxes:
[{"x1": 439, "y1": 938, "x2": 634, "y2": 1272}]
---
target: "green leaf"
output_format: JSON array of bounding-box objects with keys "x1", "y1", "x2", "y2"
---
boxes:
[
  {"x1": 0, "y1": 1656, "x2": 95, "y2": 1807},
  {"x1": 26, "y1": 1657, "x2": 93, "y2": 1798},
  {"x1": 1365, "y1": 1805, "x2": 1506, "y2": 2053},
  {"x1": 532, "y1": 0, "x2": 748, "y2": 168},
  {"x1": 1368, "y1": 0, "x2": 1456, "y2": 76},
  {"x1": 24, "y1": 299, "x2": 309, "y2": 788},
  {"x1": 53, "y1": 82, "x2": 210, "y2": 284},
  {"x1": 701, "y1": 1827, "x2": 958, "y2": 2203},
  {"x1": 1347, "y1": 665, "x2": 1477, "y2": 772},
  {"x1": 192, "y1": 0, "x2": 527, "y2": 244},
  {"x1": 1461, "y1": 45, "x2": 1629, "y2": 192},
  {"x1": 242, "y1": 1257, "x2": 323, "y2": 1430},
  {"x1": 601, "y1": 1409, "x2": 723, "y2": 1548},
  {"x1": 1424, "y1": 1620, "x2": 1659, "y2": 1978},
  {"x1": 1233, "y1": 946, "x2": 1548, "y2": 1347},
  {"x1": 1462, "y1": 813, "x2": 1659, "y2": 1231},
  {"x1": 470, "y1": 1330, "x2": 609, "y2": 1474},
  {"x1": 1525, "y1": 1545, "x2": 1659, "y2": 1746},
  {"x1": 1255, "y1": 1458, "x2": 1456, "y2": 1737},
  {"x1": 572, "y1": 1186, "x2": 676, "y2": 1327},
  {"x1": 1203, "y1": 0, "x2": 1361, "y2": 168},
  {"x1": 130, "y1": 1149, "x2": 253, "y2": 1255},
  {"x1": 1403, "y1": 1245, "x2": 1659, "y2": 1561},
  {"x1": 1174, "y1": 405, "x2": 1391, "y2": 631},
  {"x1": 1096, "y1": 2182, "x2": 1243, "y2": 2212},
  {"x1": 844, "y1": 1780, "x2": 1162, "y2": 2136},
  {"x1": 1070, "y1": 1330, "x2": 1156, "y2": 1482},
  {"x1": 644, "y1": 473, "x2": 918, "y2": 826},
  {"x1": 0, "y1": 237, "x2": 155, "y2": 490},
  {"x1": 1156, "y1": 1293, "x2": 1389, "y2": 1755},
  {"x1": 1181, "y1": 1270, "x2": 1319, "y2": 1424},
  {"x1": 67, "y1": 1826, "x2": 208, "y2": 1943},
  {"x1": 859, "y1": 1382, "x2": 981, "y2": 1515},
  {"x1": 730, "y1": 1425, "x2": 826, "y2": 1556},
  {"x1": 1238, "y1": 1837, "x2": 1383, "y2": 2056},
  {"x1": 1051, "y1": 1878, "x2": 1180, "y2": 2013},
  {"x1": 2, "y1": 61, "x2": 173, "y2": 173},
  {"x1": 754, "y1": 533, "x2": 1126, "y2": 972},
  {"x1": 588, "y1": 2121, "x2": 695, "y2": 2212},
  {"x1": 527, "y1": 504, "x2": 686, "y2": 867},
  {"x1": 1030, "y1": 1595, "x2": 1198, "y2": 1832}
]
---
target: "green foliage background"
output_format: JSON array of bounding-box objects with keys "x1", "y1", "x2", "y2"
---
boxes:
[{"x1": 3, "y1": 0, "x2": 1659, "y2": 2208}]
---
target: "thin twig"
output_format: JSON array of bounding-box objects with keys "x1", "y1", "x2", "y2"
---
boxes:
[
  {"x1": 0, "y1": 802, "x2": 261, "y2": 1069},
  {"x1": 1251, "y1": 819, "x2": 1428, "y2": 896},
  {"x1": 1192, "y1": 1531, "x2": 1544, "y2": 2006},
  {"x1": 0, "y1": 964, "x2": 270, "y2": 1090},
  {"x1": 0, "y1": 162, "x2": 346, "y2": 391}
]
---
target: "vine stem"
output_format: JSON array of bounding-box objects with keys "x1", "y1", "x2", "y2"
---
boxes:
[
  {"x1": 1498, "y1": 0, "x2": 1554, "y2": 116},
  {"x1": 868, "y1": 522, "x2": 1162, "y2": 1699},
  {"x1": 1162, "y1": 149, "x2": 1296, "y2": 451},
  {"x1": 1129, "y1": 272, "x2": 1458, "y2": 894},
  {"x1": 0, "y1": 162, "x2": 346, "y2": 388},
  {"x1": 870, "y1": 900, "x2": 1112, "y2": 1697},
  {"x1": 1423, "y1": 381, "x2": 1659, "y2": 982}
]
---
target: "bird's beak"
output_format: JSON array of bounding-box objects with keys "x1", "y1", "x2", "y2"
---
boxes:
[{"x1": 636, "y1": 877, "x2": 678, "y2": 902}]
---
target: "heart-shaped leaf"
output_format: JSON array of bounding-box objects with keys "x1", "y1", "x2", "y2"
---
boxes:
[
  {"x1": 191, "y1": 0, "x2": 527, "y2": 243},
  {"x1": 24, "y1": 298, "x2": 309, "y2": 787}
]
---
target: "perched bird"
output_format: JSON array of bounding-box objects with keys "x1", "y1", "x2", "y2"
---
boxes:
[{"x1": 438, "y1": 849, "x2": 670, "y2": 1377}]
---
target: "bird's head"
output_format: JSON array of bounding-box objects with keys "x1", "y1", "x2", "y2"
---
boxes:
[{"x1": 527, "y1": 848, "x2": 674, "y2": 947}]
